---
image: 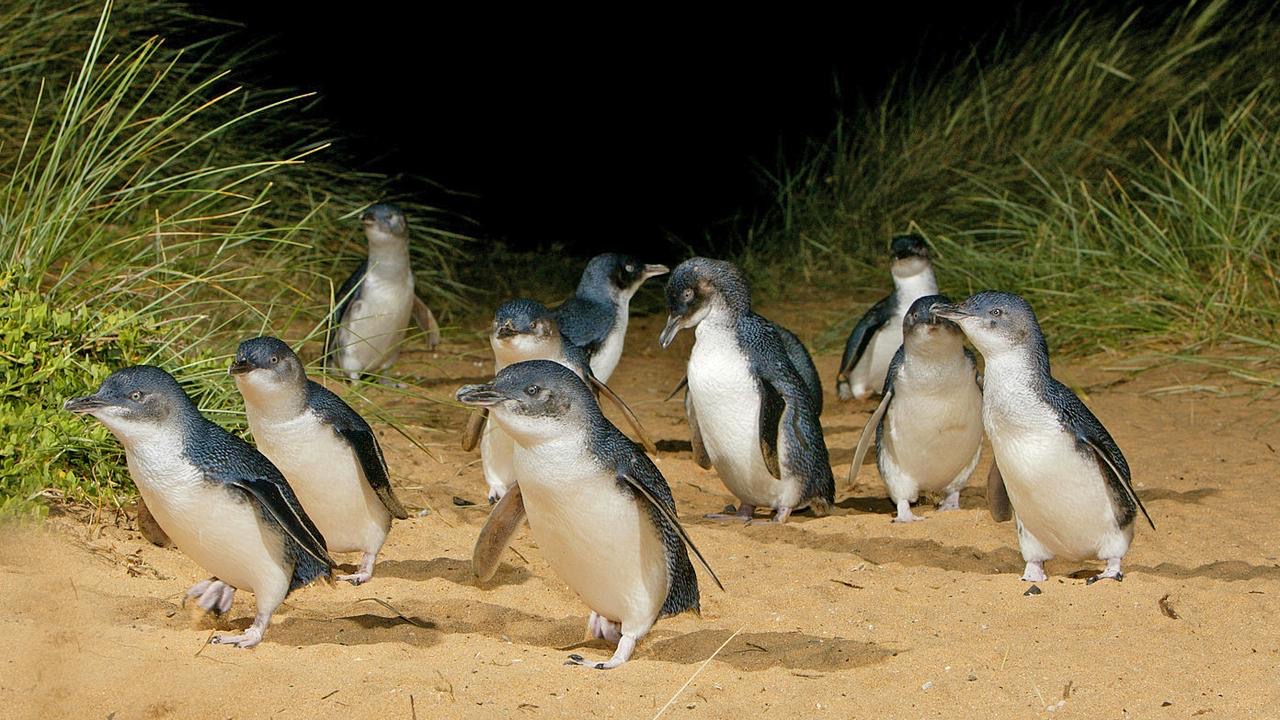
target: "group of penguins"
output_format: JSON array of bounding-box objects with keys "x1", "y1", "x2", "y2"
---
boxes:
[{"x1": 64, "y1": 204, "x2": 1153, "y2": 669}]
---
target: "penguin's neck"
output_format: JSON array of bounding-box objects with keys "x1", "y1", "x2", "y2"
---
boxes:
[
  {"x1": 892, "y1": 265, "x2": 937, "y2": 305},
  {"x1": 979, "y1": 348, "x2": 1050, "y2": 424},
  {"x1": 902, "y1": 333, "x2": 970, "y2": 389},
  {"x1": 491, "y1": 334, "x2": 561, "y2": 371},
  {"x1": 692, "y1": 297, "x2": 743, "y2": 341},
  {"x1": 238, "y1": 379, "x2": 309, "y2": 424},
  {"x1": 366, "y1": 239, "x2": 411, "y2": 279}
]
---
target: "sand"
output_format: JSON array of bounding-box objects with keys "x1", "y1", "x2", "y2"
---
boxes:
[{"x1": 3, "y1": 301, "x2": 1278, "y2": 719}]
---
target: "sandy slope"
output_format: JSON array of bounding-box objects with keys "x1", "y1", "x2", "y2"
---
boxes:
[{"x1": 3, "y1": 302, "x2": 1278, "y2": 719}]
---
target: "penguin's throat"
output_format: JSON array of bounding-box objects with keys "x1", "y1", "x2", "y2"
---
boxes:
[
  {"x1": 892, "y1": 264, "x2": 937, "y2": 299},
  {"x1": 237, "y1": 379, "x2": 307, "y2": 421},
  {"x1": 365, "y1": 243, "x2": 411, "y2": 276}
]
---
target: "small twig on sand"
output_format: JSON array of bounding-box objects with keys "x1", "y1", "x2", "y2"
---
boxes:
[
  {"x1": 409, "y1": 694, "x2": 417, "y2": 720},
  {"x1": 348, "y1": 597, "x2": 431, "y2": 628},
  {"x1": 652, "y1": 625, "x2": 744, "y2": 720},
  {"x1": 194, "y1": 628, "x2": 216, "y2": 657}
]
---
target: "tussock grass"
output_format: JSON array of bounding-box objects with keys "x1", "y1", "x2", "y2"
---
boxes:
[
  {"x1": 1, "y1": 1, "x2": 467, "y2": 516},
  {"x1": 746, "y1": 1, "x2": 1279, "y2": 366}
]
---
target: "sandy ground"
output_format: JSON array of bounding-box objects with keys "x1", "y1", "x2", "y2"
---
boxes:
[{"x1": 3, "y1": 300, "x2": 1278, "y2": 719}]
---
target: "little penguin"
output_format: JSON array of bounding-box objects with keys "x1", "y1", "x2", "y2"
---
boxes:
[
  {"x1": 848, "y1": 295, "x2": 984, "y2": 522},
  {"x1": 457, "y1": 360, "x2": 722, "y2": 669},
  {"x1": 326, "y1": 202, "x2": 441, "y2": 380},
  {"x1": 231, "y1": 336, "x2": 410, "y2": 585},
  {"x1": 659, "y1": 257, "x2": 835, "y2": 523},
  {"x1": 64, "y1": 366, "x2": 333, "y2": 648},
  {"x1": 553, "y1": 253, "x2": 669, "y2": 382},
  {"x1": 466, "y1": 299, "x2": 656, "y2": 503},
  {"x1": 933, "y1": 291, "x2": 1154, "y2": 583},
  {"x1": 836, "y1": 234, "x2": 939, "y2": 401}
]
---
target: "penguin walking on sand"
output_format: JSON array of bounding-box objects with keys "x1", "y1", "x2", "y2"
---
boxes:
[
  {"x1": 458, "y1": 360, "x2": 721, "y2": 670},
  {"x1": 327, "y1": 202, "x2": 441, "y2": 380},
  {"x1": 836, "y1": 234, "x2": 938, "y2": 401},
  {"x1": 933, "y1": 291, "x2": 1153, "y2": 583},
  {"x1": 659, "y1": 257, "x2": 835, "y2": 523},
  {"x1": 231, "y1": 337, "x2": 410, "y2": 585},
  {"x1": 553, "y1": 254, "x2": 669, "y2": 382},
  {"x1": 465, "y1": 299, "x2": 656, "y2": 503},
  {"x1": 848, "y1": 295, "x2": 984, "y2": 522},
  {"x1": 64, "y1": 366, "x2": 333, "y2": 648}
]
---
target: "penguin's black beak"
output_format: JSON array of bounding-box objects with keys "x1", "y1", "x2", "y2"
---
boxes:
[
  {"x1": 642, "y1": 264, "x2": 670, "y2": 280},
  {"x1": 228, "y1": 358, "x2": 256, "y2": 376},
  {"x1": 494, "y1": 324, "x2": 520, "y2": 339},
  {"x1": 658, "y1": 314, "x2": 684, "y2": 349},
  {"x1": 456, "y1": 383, "x2": 506, "y2": 407},
  {"x1": 64, "y1": 394, "x2": 106, "y2": 414},
  {"x1": 931, "y1": 304, "x2": 970, "y2": 321}
]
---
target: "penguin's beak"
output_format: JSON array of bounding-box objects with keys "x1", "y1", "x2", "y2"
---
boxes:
[
  {"x1": 456, "y1": 383, "x2": 506, "y2": 407},
  {"x1": 931, "y1": 304, "x2": 970, "y2": 321},
  {"x1": 494, "y1": 323, "x2": 520, "y2": 339},
  {"x1": 228, "y1": 358, "x2": 256, "y2": 376},
  {"x1": 64, "y1": 394, "x2": 106, "y2": 414},
  {"x1": 658, "y1": 314, "x2": 685, "y2": 348},
  {"x1": 641, "y1": 264, "x2": 670, "y2": 280}
]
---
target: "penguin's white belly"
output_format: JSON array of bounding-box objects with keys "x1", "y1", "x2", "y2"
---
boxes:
[
  {"x1": 127, "y1": 449, "x2": 289, "y2": 595},
  {"x1": 687, "y1": 334, "x2": 791, "y2": 508},
  {"x1": 513, "y1": 442, "x2": 667, "y2": 628},
  {"x1": 986, "y1": 410, "x2": 1125, "y2": 560},
  {"x1": 881, "y1": 381, "x2": 983, "y2": 496},
  {"x1": 589, "y1": 309, "x2": 627, "y2": 382},
  {"x1": 249, "y1": 413, "x2": 390, "y2": 554},
  {"x1": 339, "y1": 271, "x2": 414, "y2": 374},
  {"x1": 853, "y1": 316, "x2": 903, "y2": 395}
]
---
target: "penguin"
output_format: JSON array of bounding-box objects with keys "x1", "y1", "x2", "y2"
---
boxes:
[
  {"x1": 457, "y1": 360, "x2": 722, "y2": 669},
  {"x1": 658, "y1": 257, "x2": 835, "y2": 523},
  {"x1": 231, "y1": 336, "x2": 410, "y2": 585},
  {"x1": 847, "y1": 295, "x2": 984, "y2": 522},
  {"x1": 836, "y1": 234, "x2": 939, "y2": 401},
  {"x1": 64, "y1": 366, "x2": 333, "y2": 648},
  {"x1": 552, "y1": 254, "x2": 669, "y2": 382},
  {"x1": 465, "y1": 299, "x2": 656, "y2": 503},
  {"x1": 933, "y1": 291, "x2": 1153, "y2": 583},
  {"x1": 326, "y1": 202, "x2": 441, "y2": 380}
]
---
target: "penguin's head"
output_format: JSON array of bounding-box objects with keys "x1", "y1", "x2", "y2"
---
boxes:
[
  {"x1": 64, "y1": 365, "x2": 193, "y2": 438},
  {"x1": 902, "y1": 294, "x2": 965, "y2": 353},
  {"x1": 889, "y1": 234, "x2": 931, "y2": 278},
  {"x1": 229, "y1": 336, "x2": 307, "y2": 401},
  {"x1": 491, "y1": 299, "x2": 561, "y2": 363},
  {"x1": 933, "y1": 291, "x2": 1045, "y2": 358},
  {"x1": 361, "y1": 202, "x2": 408, "y2": 244},
  {"x1": 579, "y1": 253, "x2": 669, "y2": 298},
  {"x1": 659, "y1": 257, "x2": 749, "y2": 347},
  {"x1": 455, "y1": 360, "x2": 591, "y2": 443}
]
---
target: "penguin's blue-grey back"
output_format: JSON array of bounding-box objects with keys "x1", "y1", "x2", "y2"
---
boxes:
[{"x1": 773, "y1": 323, "x2": 823, "y2": 414}]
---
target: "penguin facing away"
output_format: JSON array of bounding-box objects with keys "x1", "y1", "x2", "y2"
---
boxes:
[
  {"x1": 326, "y1": 202, "x2": 441, "y2": 381},
  {"x1": 457, "y1": 360, "x2": 722, "y2": 670},
  {"x1": 552, "y1": 254, "x2": 669, "y2": 382},
  {"x1": 466, "y1": 299, "x2": 656, "y2": 503},
  {"x1": 64, "y1": 366, "x2": 333, "y2": 648},
  {"x1": 659, "y1": 257, "x2": 835, "y2": 523},
  {"x1": 933, "y1": 291, "x2": 1153, "y2": 583},
  {"x1": 848, "y1": 295, "x2": 984, "y2": 522},
  {"x1": 836, "y1": 234, "x2": 939, "y2": 401},
  {"x1": 231, "y1": 337, "x2": 409, "y2": 585}
]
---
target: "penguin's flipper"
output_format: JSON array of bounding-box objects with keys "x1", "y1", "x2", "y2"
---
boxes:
[
  {"x1": 307, "y1": 382, "x2": 410, "y2": 519},
  {"x1": 836, "y1": 295, "x2": 893, "y2": 391},
  {"x1": 618, "y1": 468, "x2": 724, "y2": 591},
  {"x1": 685, "y1": 390, "x2": 712, "y2": 469},
  {"x1": 473, "y1": 484, "x2": 526, "y2": 581},
  {"x1": 462, "y1": 409, "x2": 487, "y2": 452},
  {"x1": 664, "y1": 375, "x2": 688, "y2": 402},
  {"x1": 325, "y1": 259, "x2": 368, "y2": 372},
  {"x1": 757, "y1": 377, "x2": 785, "y2": 480},
  {"x1": 773, "y1": 322, "x2": 823, "y2": 414},
  {"x1": 588, "y1": 374, "x2": 657, "y2": 454},
  {"x1": 1082, "y1": 436, "x2": 1155, "y2": 530},
  {"x1": 986, "y1": 462, "x2": 1013, "y2": 522},
  {"x1": 849, "y1": 389, "x2": 892, "y2": 485},
  {"x1": 226, "y1": 476, "x2": 334, "y2": 570},
  {"x1": 412, "y1": 293, "x2": 442, "y2": 349}
]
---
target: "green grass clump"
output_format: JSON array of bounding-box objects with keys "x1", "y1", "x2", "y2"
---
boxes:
[
  {"x1": 0, "y1": 1, "x2": 467, "y2": 516},
  {"x1": 746, "y1": 1, "x2": 1280, "y2": 359}
]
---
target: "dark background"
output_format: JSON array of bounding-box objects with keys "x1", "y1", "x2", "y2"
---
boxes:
[{"x1": 193, "y1": 3, "x2": 1055, "y2": 255}]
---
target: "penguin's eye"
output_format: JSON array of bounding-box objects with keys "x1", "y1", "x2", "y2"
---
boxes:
[
  {"x1": 682, "y1": 288, "x2": 694, "y2": 302},
  {"x1": 269, "y1": 356, "x2": 279, "y2": 365},
  {"x1": 524, "y1": 384, "x2": 540, "y2": 397},
  {"x1": 990, "y1": 308, "x2": 1003, "y2": 317},
  {"x1": 129, "y1": 391, "x2": 143, "y2": 402},
  {"x1": 625, "y1": 263, "x2": 636, "y2": 273}
]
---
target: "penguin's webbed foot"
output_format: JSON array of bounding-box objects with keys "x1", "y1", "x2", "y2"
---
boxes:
[
  {"x1": 1086, "y1": 559, "x2": 1124, "y2": 585},
  {"x1": 337, "y1": 552, "x2": 378, "y2": 585},
  {"x1": 767, "y1": 507, "x2": 792, "y2": 524},
  {"x1": 211, "y1": 626, "x2": 264, "y2": 649},
  {"x1": 565, "y1": 635, "x2": 636, "y2": 670},
  {"x1": 892, "y1": 498, "x2": 925, "y2": 523},
  {"x1": 337, "y1": 571, "x2": 372, "y2": 586},
  {"x1": 1020, "y1": 560, "x2": 1048, "y2": 583},
  {"x1": 185, "y1": 578, "x2": 235, "y2": 615},
  {"x1": 586, "y1": 611, "x2": 621, "y2": 643},
  {"x1": 935, "y1": 491, "x2": 961, "y2": 512},
  {"x1": 704, "y1": 504, "x2": 754, "y2": 523}
]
